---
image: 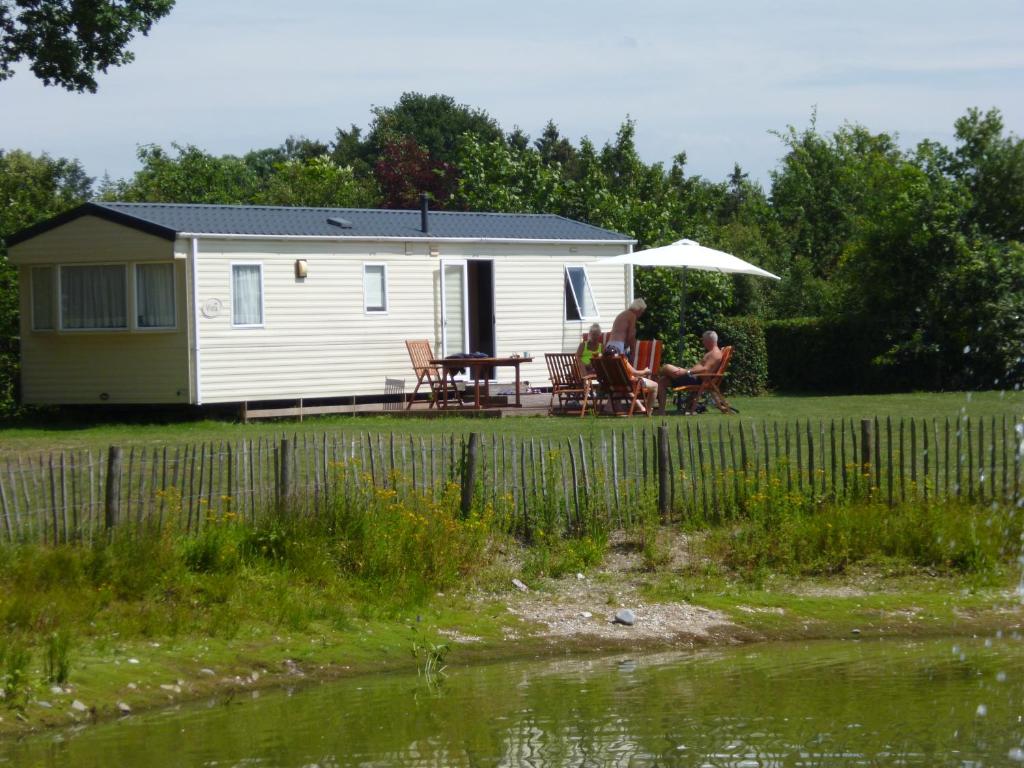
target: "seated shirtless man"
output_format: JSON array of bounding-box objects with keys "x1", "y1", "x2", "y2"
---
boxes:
[{"x1": 656, "y1": 330, "x2": 723, "y2": 414}]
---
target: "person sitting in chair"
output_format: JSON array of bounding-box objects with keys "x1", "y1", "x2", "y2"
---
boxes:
[
  {"x1": 656, "y1": 330, "x2": 723, "y2": 414},
  {"x1": 605, "y1": 347, "x2": 659, "y2": 415},
  {"x1": 576, "y1": 323, "x2": 604, "y2": 375}
]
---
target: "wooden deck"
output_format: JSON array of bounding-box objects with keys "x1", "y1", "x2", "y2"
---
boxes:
[{"x1": 241, "y1": 391, "x2": 555, "y2": 421}]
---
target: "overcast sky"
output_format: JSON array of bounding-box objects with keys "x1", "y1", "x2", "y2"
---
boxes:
[{"x1": 2, "y1": 0, "x2": 1022, "y2": 190}]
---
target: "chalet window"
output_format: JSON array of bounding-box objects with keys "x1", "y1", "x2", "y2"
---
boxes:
[
  {"x1": 60, "y1": 265, "x2": 127, "y2": 330},
  {"x1": 135, "y1": 263, "x2": 176, "y2": 329},
  {"x1": 31, "y1": 266, "x2": 55, "y2": 330},
  {"x1": 363, "y1": 263, "x2": 388, "y2": 313},
  {"x1": 564, "y1": 266, "x2": 599, "y2": 321},
  {"x1": 232, "y1": 263, "x2": 264, "y2": 326}
]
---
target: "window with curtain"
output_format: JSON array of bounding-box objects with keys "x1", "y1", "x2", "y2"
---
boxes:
[
  {"x1": 363, "y1": 264, "x2": 387, "y2": 313},
  {"x1": 232, "y1": 264, "x2": 263, "y2": 326},
  {"x1": 60, "y1": 265, "x2": 127, "y2": 329},
  {"x1": 31, "y1": 266, "x2": 54, "y2": 330},
  {"x1": 564, "y1": 266, "x2": 599, "y2": 321},
  {"x1": 135, "y1": 263, "x2": 176, "y2": 328}
]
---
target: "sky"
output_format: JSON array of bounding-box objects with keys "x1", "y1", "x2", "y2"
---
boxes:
[{"x1": 2, "y1": 0, "x2": 1022, "y2": 190}]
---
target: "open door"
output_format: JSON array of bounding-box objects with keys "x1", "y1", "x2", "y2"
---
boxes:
[{"x1": 439, "y1": 258, "x2": 495, "y2": 369}]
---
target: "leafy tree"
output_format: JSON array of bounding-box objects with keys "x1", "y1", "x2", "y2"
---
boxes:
[
  {"x1": 0, "y1": 149, "x2": 93, "y2": 413},
  {"x1": 254, "y1": 155, "x2": 379, "y2": 208},
  {"x1": 769, "y1": 115, "x2": 905, "y2": 316},
  {"x1": 330, "y1": 124, "x2": 373, "y2": 179},
  {"x1": 454, "y1": 135, "x2": 563, "y2": 213},
  {"x1": 0, "y1": 0, "x2": 175, "y2": 92},
  {"x1": 366, "y1": 92, "x2": 503, "y2": 168},
  {"x1": 535, "y1": 120, "x2": 579, "y2": 175},
  {"x1": 941, "y1": 108, "x2": 1024, "y2": 242},
  {"x1": 373, "y1": 136, "x2": 457, "y2": 210},
  {"x1": 104, "y1": 143, "x2": 262, "y2": 203},
  {"x1": 244, "y1": 135, "x2": 331, "y2": 181}
]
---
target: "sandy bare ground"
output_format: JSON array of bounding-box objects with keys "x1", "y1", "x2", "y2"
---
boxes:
[{"x1": 465, "y1": 531, "x2": 741, "y2": 647}]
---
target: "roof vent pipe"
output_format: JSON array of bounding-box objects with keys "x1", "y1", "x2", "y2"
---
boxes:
[{"x1": 419, "y1": 193, "x2": 429, "y2": 234}]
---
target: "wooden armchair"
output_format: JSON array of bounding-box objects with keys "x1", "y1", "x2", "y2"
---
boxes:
[
  {"x1": 578, "y1": 334, "x2": 662, "y2": 374},
  {"x1": 405, "y1": 339, "x2": 455, "y2": 409},
  {"x1": 545, "y1": 353, "x2": 593, "y2": 416},
  {"x1": 591, "y1": 355, "x2": 646, "y2": 417},
  {"x1": 633, "y1": 339, "x2": 663, "y2": 378},
  {"x1": 671, "y1": 345, "x2": 737, "y2": 414}
]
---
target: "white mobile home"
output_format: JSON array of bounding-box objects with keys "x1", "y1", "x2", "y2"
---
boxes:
[{"x1": 6, "y1": 202, "x2": 635, "y2": 406}]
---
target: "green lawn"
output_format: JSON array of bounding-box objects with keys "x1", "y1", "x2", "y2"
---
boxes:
[{"x1": 0, "y1": 390, "x2": 1020, "y2": 457}]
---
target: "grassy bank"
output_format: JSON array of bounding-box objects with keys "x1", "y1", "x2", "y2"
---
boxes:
[{"x1": 1, "y1": 472, "x2": 1021, "y2": 737}]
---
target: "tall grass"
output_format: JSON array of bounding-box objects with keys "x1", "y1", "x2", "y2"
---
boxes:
[{"x1": 696, "y1": 466, "x2": 1024, "y2": 582}]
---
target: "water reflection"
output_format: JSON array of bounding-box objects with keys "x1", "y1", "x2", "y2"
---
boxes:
[{"x1": 2, "y1": 636, "x2": 1022, "y2": 767}]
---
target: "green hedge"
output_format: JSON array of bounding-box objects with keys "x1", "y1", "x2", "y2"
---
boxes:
[
  {"x1": 764, "y1": 317, "x2": 901, "y2": 393},
  {"x1": 717, "y1": 316, "x2": 768, "y2": 396}
]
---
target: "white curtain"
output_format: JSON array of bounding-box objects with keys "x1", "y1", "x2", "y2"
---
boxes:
[
  {"x1": 61, "y1": 265, "x2": 127, "y2": 329},
  {"x1": 364, "y1": 265, "x2": 386, "y2": 311},
  {"x1": 32, "y1": 267, "x2": 54, "y2": 330},
  {"x1": 136, "y1": 263, "x2": 175, "y2": 328},
  {"x1": 232, "y1": 264, "x2": 263, "y2": 325}
]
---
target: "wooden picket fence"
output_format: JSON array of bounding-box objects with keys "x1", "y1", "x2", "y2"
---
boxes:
[{"x1": 0, "y1": 415, "x2": 1020, "y2": 544}]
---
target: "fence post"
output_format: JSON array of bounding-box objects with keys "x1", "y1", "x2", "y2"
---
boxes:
[
  {"x1": 104, "y1": 446, "x2": 122, "y2": 532},
  {"x1": 461, "y1": 433, "x2": 479, "y2": 518},
  {"x1": 860, "y1": 419, "x2": 873, "y2": 493},
  {"x1": 278, "y1": 438, "x2": 292, "y2": 512},
  {"x1": 657, "y1": 425, "x2": 671, "y2": 521}
]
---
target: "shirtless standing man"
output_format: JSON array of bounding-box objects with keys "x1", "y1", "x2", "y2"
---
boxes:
[
  {"x1": 656, "y1": 330, "x2": 723, "y2": 414},
  {"x1": 607, "y1": 298, "x2": 646, "y2": 359}
]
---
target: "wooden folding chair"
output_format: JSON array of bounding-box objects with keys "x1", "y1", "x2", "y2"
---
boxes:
[
  {"x1": 633, "y1": 339, "x2": 663, "y2": 376},
  {"x1": 545, "y1": 353, "x2": 593, "y2": 416},
  {"x1": 405, "y1": 339, "x2": 455, "y2": 409},
  {"x1": 591, "y1": 355, "x2": 646, "y2": 417},
  {"x1": 671, "y1": 345, "x2": 737, "y2": 414},
  {"x1": 579, "y1": 334, "x2": 661, "y2": 374}
]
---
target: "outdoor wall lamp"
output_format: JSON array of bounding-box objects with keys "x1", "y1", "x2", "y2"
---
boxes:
[
  {"x1": 429, "y1": 245, "x2": 440, "y2": 257},
  {"x1": 295, "y1": 259, "x2": 308, "y2": 278}
]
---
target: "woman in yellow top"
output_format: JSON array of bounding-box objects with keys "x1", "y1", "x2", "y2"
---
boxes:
[{"x1": 576, "y1": 323, "x2": 604, "y2": 374}]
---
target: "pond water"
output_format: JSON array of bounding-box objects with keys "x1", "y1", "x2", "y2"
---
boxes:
[{"x1": 3, "y1": 636, "x2": 1023, "y2": 767}]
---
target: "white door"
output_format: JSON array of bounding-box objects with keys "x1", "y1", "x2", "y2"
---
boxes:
[{"x1": 439, "y1": 259, "x2": 469, "y2": 357}]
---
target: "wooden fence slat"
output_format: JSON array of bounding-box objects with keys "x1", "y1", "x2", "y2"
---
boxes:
[
  {"x1": 898, "y1": 418, "x2": 906, "y2": 503},
  {"x1": 910, "y1": 418, "x2": 917, "y2": 499},
  {"x1": 0, "y1": 469, "x2": 13, "y2": 542},
  {"x1": 819, "y1": 420, "x2": 827, "y2": 496},
  {"x1": 840, "y1": 419, "x2": 848, "y2": 498},
  {"x1": 1004, "y1": 415, "x2": 1013, "y2": 502},
  {"x1": 966, "y1": 417, "x2": 973, "y2": 501},
  {"x1": 989, "y1": 416, "x2": 997, "y2": 501},
  {"x1": 720, "y1": 423, "x2": 730, "y2": 514},
  {"x1": 873, "y1": 416, "x2": 882, "y2": 492},
  {"x1": 885, "y1": 416, "x2": 894, "y2": 507},
  {"x1": 806, "y1": 421, "x2": 816, "y2": 497}
]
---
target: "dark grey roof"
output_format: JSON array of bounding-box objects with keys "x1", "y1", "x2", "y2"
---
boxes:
[{"x1": 7, "y1": 202, "x2": 635, "y2": 246}]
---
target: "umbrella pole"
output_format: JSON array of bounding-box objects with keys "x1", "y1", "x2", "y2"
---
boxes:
[{"x1": 678, "y1": 267, "x2": 688, "y2": 364}]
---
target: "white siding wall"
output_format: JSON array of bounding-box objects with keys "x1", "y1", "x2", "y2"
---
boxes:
[
  {"x1": 193, "y1": 239, "x2": 630, "y2": 402},
  {"x1": 10, "y1": 217, "x2": 190, "y2": 405},
  {"x1": 194, "y1": 240, "x2": 438, "y2": 402}
]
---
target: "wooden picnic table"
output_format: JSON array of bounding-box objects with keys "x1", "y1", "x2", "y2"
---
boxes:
[{"x1": 430, "y1": 356, "x2": 534, "y2": 409}]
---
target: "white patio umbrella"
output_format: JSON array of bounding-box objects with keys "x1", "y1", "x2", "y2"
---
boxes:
[{"x1": 596, "y1": 238, "x2": 781, "y2": 360}]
